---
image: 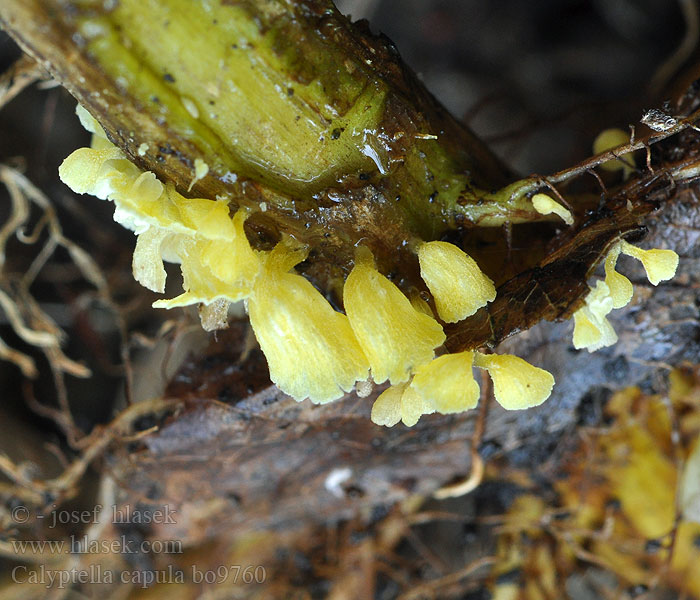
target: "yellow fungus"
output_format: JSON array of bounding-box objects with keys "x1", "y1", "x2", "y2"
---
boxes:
[
  {"x1": 604, "y1": 243, "x2": 633, "y2": 309},
  {"x1": 153, "y1": 237, "x2": 260, "y2": 308},
  {"x1": 572, "y1": 281, "x2": 618, "y2": 352},
  {"x1": 132, "y1": 227, "x2": 170, "y2": 293},
  {"x1": 593, "y1": 127, "x2": 635, "y2": 176},
  {"x1": 198, "y1": 209, "x2": 260, "y2": 288},
  {"x1": 344, "y1": 247, "x2": 446, "y2": 385},
  {"x1": 137, "y1": 205, "x2": 260, "y2": 309},
  {"x1": 410, "y1": 351, "x2": 480, "y2": 414},
  {"x1": 60, "y1": 103, "x2": 563, "y2": 417},
  {"x1": 371, "y1": 382, "x2": 434, "y2": 427},
  {"x1": 58, "y1": 147, "x2": 126, "y2": 196},
  {"x1": 60, "y1": 117, "x2": 265, "y2": 309},
  {"x1": 473, "y1": 352, "x2": 554, "y2": 410},
  {"x1": 417, "y1": 240, "x2": 496, "y2": 323},
  {"x1": 75, "y1": 104, "x2": 106, "y2": 140},
  {"x1": 248, "y1": 241, "x2": 369, "y2": 404},
  {"x1": 531, "y1": 193, "x2": 574, "y2": 226},
  {"x1": 409, "y1": 292, "x2": 435, "y2": 317},
  {"x1": 371, "y1": 385, "x2": 403, "y2": 427},
  {"x1": 194, "y1": 158, "x2": 209, "y2": 180},
  {"x1": 619, "y1": 240, "x2": 679, "y2": 286},
  {"x1": 572, "y1": 240, "x2": 678, "y2": 352},
  {"x1": 189, "y1": 158, "x2": 210, "y2": 191},
  {"x1": 572, "y1": 307, "x2": 618, "y2": 352}
]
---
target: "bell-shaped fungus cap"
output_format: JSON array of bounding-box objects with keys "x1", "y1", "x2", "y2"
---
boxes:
[
  {"x1": 593, "y1": 128, "x2": 635, "y2": 175},
  {"x1": 604, "y1": 243, "x2": 633, "y2": 309},
  {"x1": 572, "y1": 281, "x2": 618, "y2": 352},
  {"x1": 473, "y1": 352, "x2": 554, "y2": 410},
  {"x1": 152, "y1": 209, "x2": 262, "y2": 308},
  {"x1": 531, "y1": 193, "x2": 574, "y2": 226},
  {"x1": 248, "y1": 240, "x2": 369, "y2": 404},
  {"x1": 132, "y1": 227, "x2": 171, "y2": 293},
  {"x1": 417, "y1": 241, "x2": 496, "y2": 323},
  {"x1": 410, "y1": 351, "x2": 480, "y2": 414},
  {"x1": 344, "y1": 247, "x2": 445, "y2": 385},
  {"x1": 371, "y1": 382, "x2": 434, "y2": 427},
  {"x1": 620, "y1": 240, "x2": 679, "y2": 286}
]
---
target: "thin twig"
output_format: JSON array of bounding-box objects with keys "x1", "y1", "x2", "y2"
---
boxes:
[
  {"x1": 396, "y1": 556, "x2": 497, "y2": 600},
  {"x1": 0, "y1": 55, "x2": 44, "y2": 111},
  {"x1": 544, "y1": 106, "x2": 700, "y2": 187},
  {"x1": 433, "y1": 368, "x2": 491, "y2": 499},
  {"x1": 0, "y1": 332, "x2": 37, "y2": 378},
  {"x1": 0, "y1": 397, "x2": 182, "y2": 511}
]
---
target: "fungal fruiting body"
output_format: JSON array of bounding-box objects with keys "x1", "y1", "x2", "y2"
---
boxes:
[
  {"x1": 371, "y1": 383, "x2": 433, "y2": 428},
  {"x1": 248, "y1": 241, "x2": 369, "y2": 404},
  {"x1": 572, "y1": 240, "x2": 679, "y2": 352},
  {"x1": 618, "y1": 240, "x2": 679, "y2": 286},
  {"x1": 572, "y1": 280, "x2": 618, "y2": 352},
  {"x1": 593, "y1": 127, "x2": 636, "y2": 178},
  {"x1": 344, "y1": 246, "x2": 446, "y2": 385},
  {"x1": 410, "y1": 352, "x2": 480, "y2": 414},
  {"x1": 60, "y1": 105, "x2": 560, "y2": 426},
  {"x1": 417, "y1": 241, "x2": 496, "y2": 322},
  {"x1": 473, "y1": 353, "x2": 554, "y2": 410},
  {"x1": 369, "y1": 350, "x2": 554, "y2": 427},
  {"x1": 531, "y1": 193, "x2": 574, "y2": 226}
]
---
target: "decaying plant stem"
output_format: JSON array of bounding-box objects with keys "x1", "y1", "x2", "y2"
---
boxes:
[
  {"x1": 0, "y1": 0, "x2": 692, "y2": 356},
  {"x1": 0, "y1": 0, "x2": 548, "y2": 294},
  {"x1": 0, "y1": 54, "x2": 44, "y2": 112}
]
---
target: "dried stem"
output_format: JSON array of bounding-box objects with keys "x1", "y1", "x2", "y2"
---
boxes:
[{"x1": 0, "y1": 54, "x2": 44, "y2": 111}]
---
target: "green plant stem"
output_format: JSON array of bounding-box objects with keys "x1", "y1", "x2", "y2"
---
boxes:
[{"x1": 0, "y1": 0, "x2": 552, "y2": 298}]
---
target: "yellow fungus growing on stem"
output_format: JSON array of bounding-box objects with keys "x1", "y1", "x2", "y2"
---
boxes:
[
  {"x1": 417, "y1": 240, "x2": 496, "y2": 323},
  {"x1": 75, "y1": 104, "x2": 112, "y2": 150},
  {"x1": 189, "y1": 158, "x2": 209, "y2": 191},
  {"x1": 58, "y1": 146, "x2": 126, "y2": 196},
  {"x1": 572, "y1": 281, "x2": 618, "y2": 352},
  {"x1": 593, "y1": 127, "x2": 635, "y2": 177},
  {"x1": 371, "y1": 382, "x2": 434, "y2": 427},
  {"x1": 132, "y1": 227, "x2": 170, "y2": 293},
  {"x1": 371, "y1": 348, "x2": 556, "y2": 426},
  {"x1": 571, "y1": 239, "x2": 678, "y2": 352},
  {"x1": 60, "y1": 108, "x2": 266, "y2": 311},
  {"x1": 531, "y1": 193, "x2": 574, "y2": 226},
  {"x1": 410, "y1": 351, "x2": 480, "y2": 414},
  {"x1": 198, "y1": 209, "x2": 261, "y2": 290},
  {"x1": 619, "y1": 240, "x2": 679, "y2": 286},
  {"x1": 603, "y1": 243, "x2": 633, "y2": 309},
  {"x1": 344, "y1": 247, "x2": 446, "y2": 385},
  {"x1": 473, "y1": 352, "x2": 554, "y2": 410},
  {"x1": 151, "y1": 208, "x2": 263, "y2": 308},
  {"x1": 248, "y1": 240, "x2": 369, "y2": 404}
]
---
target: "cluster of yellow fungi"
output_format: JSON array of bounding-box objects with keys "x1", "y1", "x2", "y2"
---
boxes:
[
  {"x1": 58, "y1": 107, "x2": 676, "y2": 427},
  {"x1": 566, "y1": 127, "x2": 678, "y2": 350},
  {"x1": 572, "y1": 240, "x2": 678, "y2": 352}
]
